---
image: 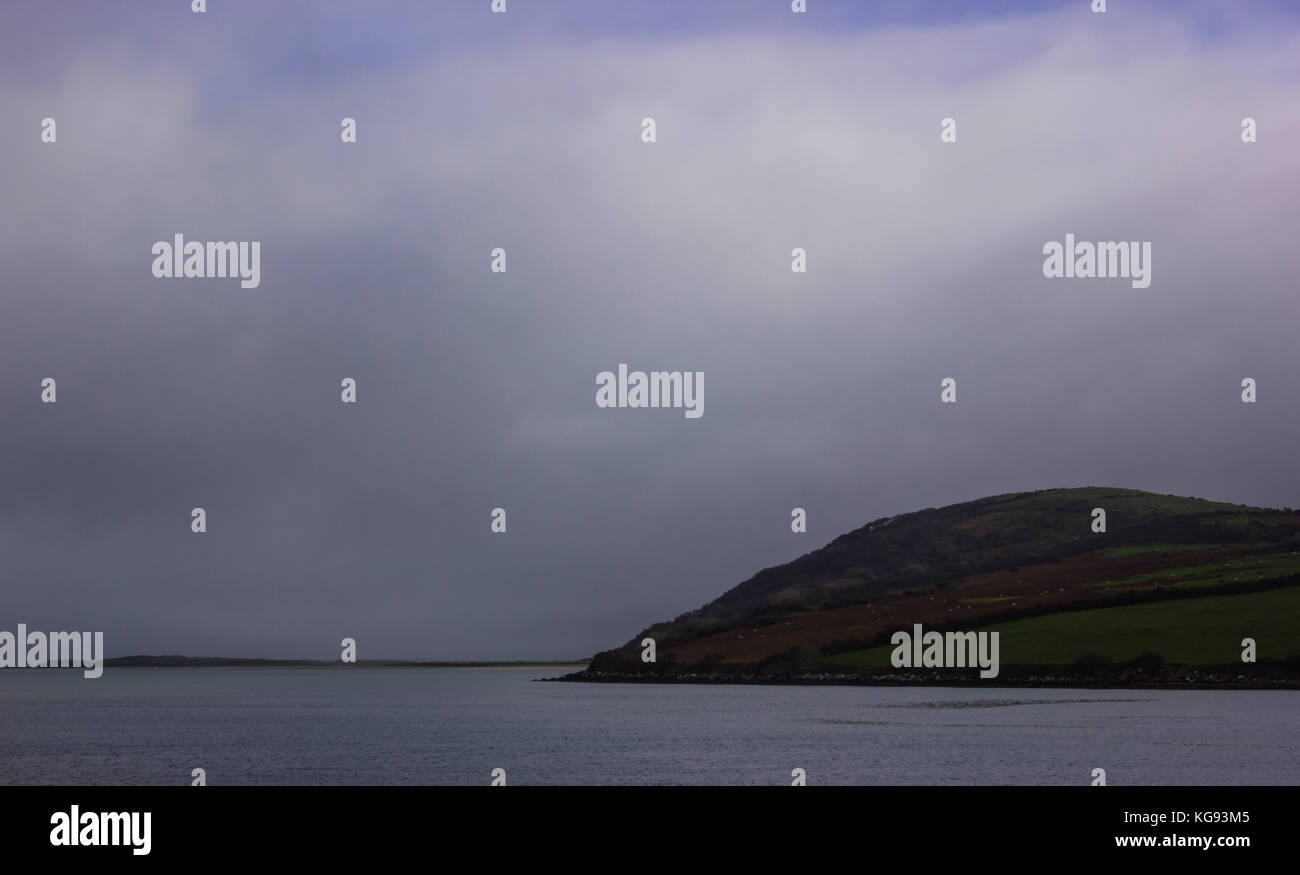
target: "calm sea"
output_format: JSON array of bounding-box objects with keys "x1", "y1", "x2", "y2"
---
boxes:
[{"x1": 1, "y1": 668, "x2": 1296, "y2": 785}]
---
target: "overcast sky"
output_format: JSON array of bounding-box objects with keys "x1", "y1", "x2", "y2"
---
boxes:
[{"x1": 1, "y1": 1, "x2": 1297, "y2": 659}]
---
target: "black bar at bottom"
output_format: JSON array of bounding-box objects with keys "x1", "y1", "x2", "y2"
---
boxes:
[{"x1": 0, "y1": 786, "x2": 1285, "y2": 862}]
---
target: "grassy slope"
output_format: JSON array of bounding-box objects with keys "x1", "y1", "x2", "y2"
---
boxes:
[{"x1": 825, "y1": 584, "x2": 1300, "y2": 668}]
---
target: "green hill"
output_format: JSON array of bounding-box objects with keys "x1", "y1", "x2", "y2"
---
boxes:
[{"x1": 580, "y1": 487, "x2": 1300, "y2": 680}]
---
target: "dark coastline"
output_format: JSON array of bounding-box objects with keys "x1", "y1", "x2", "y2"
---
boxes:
[{"x1": 544, "y1": 668, "x2": 1300, "y2": 690}]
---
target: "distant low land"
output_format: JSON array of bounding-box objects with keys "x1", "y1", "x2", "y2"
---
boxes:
[
  {"x1": 556, "y1": 487, "x2": 1300, "y2": 689},
  {"x1": 103, "y1": 656, "x2": 588, "y2": 669}
]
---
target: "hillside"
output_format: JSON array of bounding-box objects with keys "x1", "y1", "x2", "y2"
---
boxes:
[{"x1": 574, "y1": 487, "x2": 1300, "y2": 682}]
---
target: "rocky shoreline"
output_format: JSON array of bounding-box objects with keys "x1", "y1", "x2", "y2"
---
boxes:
[{"x1": 543, "y1": 668, "x2": 1300, "y2": 689}]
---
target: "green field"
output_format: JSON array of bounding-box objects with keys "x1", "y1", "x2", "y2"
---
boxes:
[
  {"x1": 825, "y1": 585, "x2": 1300, "y2": 668},
  {"x1": 1083, "y1": 543, "x2": 1237, "y2": 560},
  {"x1": 1082, "y1": 552, "x2": 1300, "y2": 594}
]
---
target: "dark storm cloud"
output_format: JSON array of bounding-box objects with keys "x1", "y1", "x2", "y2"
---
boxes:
[{"x1": 0, "y1": 2, "x2": 1297, "y2": 658}]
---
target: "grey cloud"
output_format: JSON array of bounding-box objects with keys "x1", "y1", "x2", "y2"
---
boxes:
[{"x1": 0, "y1": 6, "x2": 1296, "y2": 658}]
